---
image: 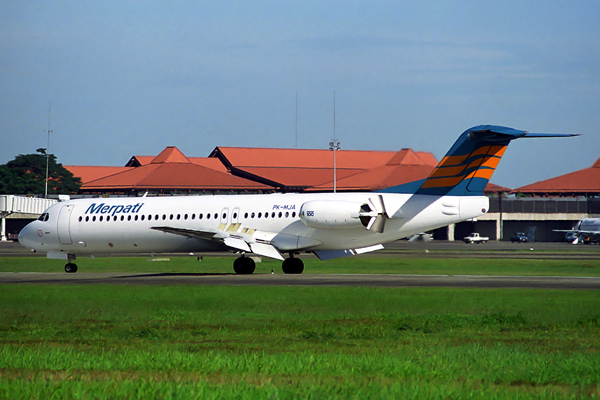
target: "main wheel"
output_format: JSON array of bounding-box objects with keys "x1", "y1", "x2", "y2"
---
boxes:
[
  {"x1": 233, "y1": 256, "x2": 255, "y2": 274},
  {"x1": 282, "y1": 257, "x2": 304, "y2": 274},
  {"x1": 65, "y1": 263, "x2": 78, "y2": 273}
]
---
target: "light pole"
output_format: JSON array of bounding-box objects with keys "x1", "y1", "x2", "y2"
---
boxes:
[
  {"x1": 329, "y1": 92, "x2": 340, "y2": 193},
  {"x1": 329, "y1": 138, "x2": 340, "y2": 193},
  {"x1": 45, "y1": 102, "x2": 52, "y2": 199}
]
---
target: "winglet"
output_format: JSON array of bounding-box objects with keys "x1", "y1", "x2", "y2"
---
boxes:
[{"x1": 381, "y1": 125, "x2": 578, "y2": 196}]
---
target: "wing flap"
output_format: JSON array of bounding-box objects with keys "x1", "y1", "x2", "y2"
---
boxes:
[
  {"x1": 223, "y1": 237, "x2": 252, "y2": 252},
  {"x1": 249, "y1": 242, "x2": 284, "y2": 260},
  {"x1": 314, "y1": 244, "x2": 384, "y2": 261},
  {"x1": 152, "y1": 225, "x2": 287, "y2": 260}
]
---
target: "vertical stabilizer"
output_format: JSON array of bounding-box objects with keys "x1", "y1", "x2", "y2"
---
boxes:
[{"x1": 380, "y1": 125, "x2": 577, "y2": 196}]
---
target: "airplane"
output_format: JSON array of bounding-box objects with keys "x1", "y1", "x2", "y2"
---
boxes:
[
  {"x1": 18, "y1": 125, "x2": 577, "y2": 274},
  {"x1": 555, "y1": 218, "x2": 600, "y2": 244}
]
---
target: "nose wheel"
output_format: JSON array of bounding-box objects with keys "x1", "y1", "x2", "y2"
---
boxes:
[{"x1": 65, "y1": 262, "x2": 78, "y2": 273}]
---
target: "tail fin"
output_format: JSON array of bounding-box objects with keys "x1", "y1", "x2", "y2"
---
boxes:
[{"x1": 381, "y1": 125, "x2": 577, "y2": 196}]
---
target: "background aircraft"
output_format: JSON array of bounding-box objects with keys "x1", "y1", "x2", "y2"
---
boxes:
[
  {"x1": 555, "y1": 218, "x2": 600, "y2": 244},
  {"x1": 19, "y1": 125, "x2": 576, "y2": 274}
]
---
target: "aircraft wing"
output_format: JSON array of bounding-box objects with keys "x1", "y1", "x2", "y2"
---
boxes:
[
  {"x1": 151, "y1": 226, "x2": 218, "y2": 241},
  {"x1": 553, "y1": 229, "x2": 600, "y2": 236},
  {"x1": 151, "y1": 225, "x2": 285, "y2": 260},
  {"x1": 578, "y1": 230, "x2": 600, "y2": 236}
]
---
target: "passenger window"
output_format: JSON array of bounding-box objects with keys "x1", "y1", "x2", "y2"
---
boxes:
[
  {"x1": 258, "y1": 212, "x2": 262, "y2": 218},
  {"x1": 199, "y1": 213, "x2": 203, "y2": 219},
  {"x1": 78, "y1": 216, "x2": 82, "y2": 222}
]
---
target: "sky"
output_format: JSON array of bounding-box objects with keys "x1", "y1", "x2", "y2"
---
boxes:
[{"x1": 1, "y1": 1, "x2": 599, "y2": 189}]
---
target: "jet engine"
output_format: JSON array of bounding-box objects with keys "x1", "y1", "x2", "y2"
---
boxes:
[{"x1": 299, "y1": 196, "x2": 389, "y2": 232}]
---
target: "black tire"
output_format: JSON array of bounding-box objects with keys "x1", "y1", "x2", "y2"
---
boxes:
[
  {"x1": 282, "y1": 258, "x2": 304, "y2": 274},
  {"x1": 233, "y1": 257, "x2": 255, "y2": 274},
  {"x1": 65, "y1": 263, "x2": 78, "y2": 273}
]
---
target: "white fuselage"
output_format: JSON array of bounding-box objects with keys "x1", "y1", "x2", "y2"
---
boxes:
[{"x1": 18, "y1": 192, "x2": 489, "y2": 259}]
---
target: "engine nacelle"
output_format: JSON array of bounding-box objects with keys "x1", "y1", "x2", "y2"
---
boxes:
[{"x1": 299, "y1": 200, "x2": 364, "y2": 230}]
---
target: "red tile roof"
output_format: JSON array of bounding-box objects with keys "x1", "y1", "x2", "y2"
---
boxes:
[
  {"x1": 484, "y1": 182, "x2": 512, "y2": 194},
  {"x1": 209, "y1": 147, "x2": 439, "y2": 190},
  {"x1": 515, "y1": 156, "x2": 600, "y2": 196},
  {"x1": 66, "y1": 145, "x2": 517, "y2": 194},
  {"x1": 209, "y1": 147, "x2": 399, "y2": 169},
  {"x1": 74, "y1": 146, "x2": 270, "y2": 193},
  {"x1": 65, "y1": 166, "x2": 132, "y2": 184},
  {"x1": 306, "y1": 149, "x2": 439, "y2": 192}
]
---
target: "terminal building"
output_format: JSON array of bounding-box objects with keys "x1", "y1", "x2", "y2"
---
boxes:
[{"x1": 2, "y1": 146, "x2": 599, "y2": 242}]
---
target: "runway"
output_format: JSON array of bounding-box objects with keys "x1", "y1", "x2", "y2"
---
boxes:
[
  {"x1": 2, "y1": 240, "x2": 599, "y2": 289},
  {"x1": 1, "y1": 272, "x2": 600, "y2": 290}
]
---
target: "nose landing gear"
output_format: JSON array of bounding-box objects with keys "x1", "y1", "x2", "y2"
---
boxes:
[
  {"x1": 64, "y1": 254, "x2": 78, "y2": 273},
  {"x1": 65, "y1": 262, "x2": 78, "y2": 273}
]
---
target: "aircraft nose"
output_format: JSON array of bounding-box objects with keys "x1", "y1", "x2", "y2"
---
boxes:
[{"x1": 18, "y1": 222, "x2": 40, "y2": 250}]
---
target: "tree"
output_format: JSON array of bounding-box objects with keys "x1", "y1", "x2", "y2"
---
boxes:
[{"x1": 0, "y1": 149, "x2": 81, "y2": 195}]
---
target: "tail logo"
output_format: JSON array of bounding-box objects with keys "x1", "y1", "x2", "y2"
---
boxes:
[{"x1": 420, "y1": 144, "x2": 507, "y2": 191}]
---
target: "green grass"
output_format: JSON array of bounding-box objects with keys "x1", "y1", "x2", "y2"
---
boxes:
[
  {"x1": 1, "y1": 284, "x2": 600, "y2": 399},
  {"x1": 2, "y1": 255, "x2": 600, "y2": 276}
]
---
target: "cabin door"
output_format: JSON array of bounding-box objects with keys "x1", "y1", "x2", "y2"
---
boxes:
[{"x1": 57, "y1": 205, "x2": 74, "y2": 245}]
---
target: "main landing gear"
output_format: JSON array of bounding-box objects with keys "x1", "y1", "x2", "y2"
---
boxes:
[
  {"x1": 232, "y1": 253, "x2": 304, "y2": 275},
  {"x1": 233, "y1": 255, "x2": 256, "y2": 275},
  {"x1": 282, "y1": 255, "x2": 304, "y2": 274}
]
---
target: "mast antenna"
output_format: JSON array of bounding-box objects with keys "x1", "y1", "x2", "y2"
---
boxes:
[{"x1": 44, "y1": 102, "x2": 53, "y2": 199}]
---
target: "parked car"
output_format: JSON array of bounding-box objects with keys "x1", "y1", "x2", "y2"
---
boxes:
[
  {"x1": 463, "y1": 233, "x2": 489, "y2": 244},
  {"x1": 510, "y1": 232, "x2": 528, "y2": 243}
]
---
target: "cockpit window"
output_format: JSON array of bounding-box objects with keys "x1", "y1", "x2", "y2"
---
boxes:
[{"x1": 37, "y1": 213, "x2": 50, "y2": 222}]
